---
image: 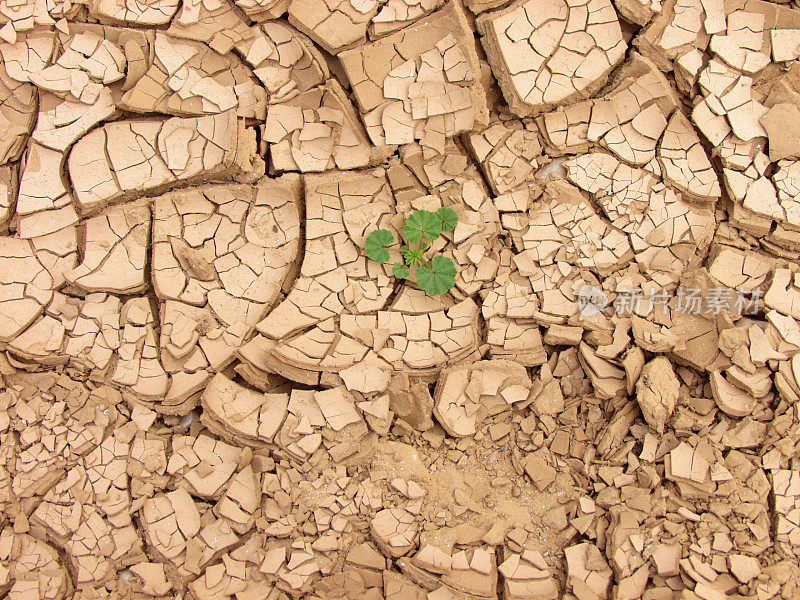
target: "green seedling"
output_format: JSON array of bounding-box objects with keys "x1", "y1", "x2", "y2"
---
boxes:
[{"x1": 364, "y1": 207, "x2": 458, "y2": 296}]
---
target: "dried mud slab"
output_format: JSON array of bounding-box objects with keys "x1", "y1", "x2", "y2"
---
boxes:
[
  {"x1": 540, "y1": 54, "x2": 722, "y2": 203},
  {"x1": 240, "y1": 169, "x2": 484, "y2": 385},
  {"x1": 0, "y1": 49, "x2": 35, "y2": 165},
  {"x1": 0, "y1": 237, "x2": 54, "y2": 341},
  {"x1": 88, "y1": 0, "x2": 179, "y2": 25},
  {"x1": 117, "y1": 32, "x2": 266, "y2": 117},
  {"x1": 565, "y1": 152, "x2": 716, "y2": 277},
  {"x1": 433, "y1": 359, "x2": 532, "y2": 436},
  {"x1": 477, "y1": 0, "x2": 627, "y2": 116},
  {"x1": 68, "y1": 111, "x2": 263, "y2": 214},
  {"x1": 338, "y1": 0, "x2": 489, "y2": 154},
  {"x1": 3, "y1": 0, "x2": 800, "y2": 597},
  {"x1": 263, "y1": 79, "x2": 393, "y2": 172}
]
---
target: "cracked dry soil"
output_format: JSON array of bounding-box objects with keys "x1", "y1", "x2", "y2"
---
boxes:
[{"x1": 1, "y1": 0, "x2": 800, "y2": 597}]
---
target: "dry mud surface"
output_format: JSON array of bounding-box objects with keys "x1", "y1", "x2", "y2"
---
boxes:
[{"x1": 1, "y1": 0, "x2": 800, "y2": 597}]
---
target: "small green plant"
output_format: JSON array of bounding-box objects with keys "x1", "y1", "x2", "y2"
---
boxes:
[{"x1": 364, "y1": 207, "x2": 459, "y2": 296}]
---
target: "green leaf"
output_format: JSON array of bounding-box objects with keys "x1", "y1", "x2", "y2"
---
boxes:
[
  {"x1": 404, "y1": 210, "x2": 442, "y2": 245},
  {"x1": 393, "y1": 262, "x2": 409, "y2": 279},
  {"x1": 364, "y1": 229, "x2": 394, "y2": 264},
  {"x1": 416, "y1": 255, "x2": 457, "y2": 295},
  {"x1": 405, "y1": 247, "x2": 424, "y2": 266},
  {"x1": 437, "y1": 206, "x2": 458, "y2": 232}
]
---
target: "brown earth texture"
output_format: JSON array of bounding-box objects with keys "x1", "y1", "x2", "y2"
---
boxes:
[{"x1": 1, "y1": 0, "x2": 800, "y2": 598}]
